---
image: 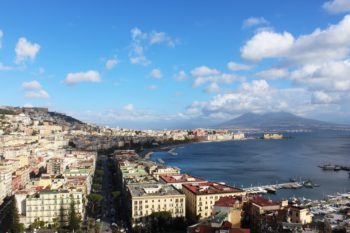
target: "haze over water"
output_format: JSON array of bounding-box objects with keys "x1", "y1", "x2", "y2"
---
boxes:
[{"x1": 152, "y1": 132, "x2": 350, "y2": 200}]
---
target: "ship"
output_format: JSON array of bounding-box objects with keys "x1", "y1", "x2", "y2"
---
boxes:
[
  {"x1": 263, "y1": 133, "x2": 283, "y2": 140},
  {"x1": 318, "y1": 164, "x2": 337, "y2": 171}
]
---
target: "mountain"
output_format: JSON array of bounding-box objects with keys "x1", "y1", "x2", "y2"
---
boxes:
[{"x1": 216, "y1": 112, "x2": 349, "y2": 132}]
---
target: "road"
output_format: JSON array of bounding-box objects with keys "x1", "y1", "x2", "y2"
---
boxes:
[{"x1": 99, "y1": 155, "x2": 113, "y2": 233}]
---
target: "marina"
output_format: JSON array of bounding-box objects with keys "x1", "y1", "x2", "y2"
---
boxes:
[{"x1": 243, "y1": 180, "x2": 315, "y2": 194}]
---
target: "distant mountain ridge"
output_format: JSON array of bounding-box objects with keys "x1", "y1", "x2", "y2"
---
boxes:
[{"x1": 216, "y1": 112, "x2": 349, "y2": 132}]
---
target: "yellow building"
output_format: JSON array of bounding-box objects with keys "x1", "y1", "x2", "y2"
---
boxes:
[
  {"x1": 290, "y1": 206, "x2": 313, "y2": 225},
  {"x1": 149, "y1": 165, "x2": 181, "y2": 180},
  {"x1": 182, "y1": 182, "x2": 246, "y2": 220},
  {"x1": 212, "y1": 196, "x2": 245, "y2": 228},
  {"x1": 126, "y1": 183, "x2": 186, "y2": 226}
]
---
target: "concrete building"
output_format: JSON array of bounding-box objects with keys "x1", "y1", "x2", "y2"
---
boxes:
[
  {"x1": 46, "y1": 157, "x2": 65, "y2": 175},
  {"x1": 148, "y1": 165, "x2": 181, "y2": 180},
  {"x1": 126, "y1": 183, "x2": 186, "y2": 225},
  {"x1": 290, "y1": 206, "x2": 313, "y2": 225},
  {"x1": 212, "y1": 196, "x2": 245, "y2": 228},
  {"x1": 18, "y1": 189, "x2": 84, "y2": 227},
  {"x1": 182, "y1": 182, "x2": 246, "y2": 220},
  {"x1": 159, "y1": 173, "x2": 206, "y2": 190}
]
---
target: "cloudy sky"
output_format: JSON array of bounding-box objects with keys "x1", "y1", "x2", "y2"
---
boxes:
[{"x1": 1, "y1": 0, "x2": 350, "y2": 129}]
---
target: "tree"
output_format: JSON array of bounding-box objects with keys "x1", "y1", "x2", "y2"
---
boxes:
[
  {"x1": 30, "y1": 218, "x2": 45, "y2": 229},
  {"x1": 111, "y1": 191, "x2": 120, "y2": 200},
  {"x1": 88, "y1": 194, "x2": 103, "y2": 214},
  {"x1": 92, "y1": 183, "x2": 102, "y2": 192},
  {"x1": 68, "y1": 199, "x2": 81, "y2": 231},
  {"x1": 9, "y1": 196, "x2": 24, "y2": 233},
  {"x1": 95, "y1": 169, "x2": 104, "y2": 176}
]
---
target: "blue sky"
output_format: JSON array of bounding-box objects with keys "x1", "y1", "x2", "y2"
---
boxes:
[{"x1": 1, "y1": 0, "x2": 350, "y2": 128}]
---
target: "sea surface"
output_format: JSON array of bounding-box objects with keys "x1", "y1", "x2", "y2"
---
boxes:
[{"x1": 151, "y1": 132, "x2": 350, "y2": 200}]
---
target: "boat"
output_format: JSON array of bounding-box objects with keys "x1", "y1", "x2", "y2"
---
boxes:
[
  {"x1": 265, "y1": 187, "x2": 276, "y2": 194},
  {"x1": 303, "y1": 180, "x2": 314, "y2": 188},
  {"x1": 157, "y1": 158, "x2": 165, "y2": 164},
  {"x1": 334, "y1": 166, "x2": 341, "y2": 171},
  {"x1": 319, "y1": 164, "x2": 336, "y2": 170},
  {"x1": 289, "y1": 178, "x2": 297, "y2": 182}
]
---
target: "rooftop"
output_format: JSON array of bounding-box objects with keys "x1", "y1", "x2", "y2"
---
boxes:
[
  {"x1": 127, "y1": 183, "x2": 184, "y2": 197},
  {"x1": 159, "y1": 173, "x2": 206, "y2": 184},
  {"x1": 250, "y1": 196, "x2": 279, "y2": 207},
  {"x1": 214, "y1": 196, "x2": 240, "y2": 207},
  {"x1": 182, "y1": 182, "x2": 244, "y2": 195}
]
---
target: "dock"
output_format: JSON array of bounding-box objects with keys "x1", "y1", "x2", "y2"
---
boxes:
[
  {"x1": 243, "y1": 181, "x2": 311, "y2": 194},
  {"x1": 319, "y1": 164, "x2": 350, "y2": 171}
]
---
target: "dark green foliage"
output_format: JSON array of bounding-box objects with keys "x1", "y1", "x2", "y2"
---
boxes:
[
  {"x1": 133, "y1": 212, "x2": 188, "y2": 233},
  {"x1": 9, "y1": 197, "x2": 24, "y2": 233},
  {"x1": 68, "y1": 199, "x2": 81, "y2": 231},
  {"x1": 0, "y1": 109, "x2": 16, "y2": 115}
]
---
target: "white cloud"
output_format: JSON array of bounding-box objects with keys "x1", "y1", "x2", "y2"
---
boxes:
[
  {"x1": 150, "y1": 68, "x2": 162, "y2": 79},
  {"x1": 241, "y1": 15, "x2": 350, "y2": 64},
  {"x1": 0, "y1": 62, "x2": 13, "y2": 71},
  {"x1": 22, "y1": 80, "x2": 42, "y2": 90},
  {"x1": 323, "y1": 0, "x2": 350, "y2": 14},
  {"x1": 0, "y1": 30, "x2": 3, "y2": 48},
  {"x1": 129, "y1": 27, "x2": 178, "y2": 65},
  {"x1": 183, "y1": 80, "x2": 318, "y2": 120},
  {"x1": 149, "y1": 31, "x2": 178, "y2": 47},
  {"x1": 191, "y1": 66, "x2": 220, "y2": 76},
  {"x1": 241, "y1": 31, "x2": 294, "y2": 61},
  {"x1": 291, "y1": 59, "x2": 350, "y2": 91},
  {"x1": 123, "y1": 104, "x2": 134, "y2": 111},
  {"x1": 204, "y1": 82, "x2": 220, "y2": 93},
  {"x1": 15, "y1": 37, "x2": 41, "y2": 63},
  {"x1": 255, "y1": 68, "x2": 289, "y2": 79},
  {"x1": 25, "y1": 90, "x2": 49, "y2": 99},
  {"x1": 64, "y1": 70, "x2": 101, "y2": 85},
  {"x1": 242, "y1": 17, "x2": 269, "y2": 28},
  {"x1": 129, "y1": 43, "x2": 150, "y2": 66},
  {"x1": 191, "y1": 65, "x2": 244, "y2": 89},
  {"x1": 312, "y1": 91, "x2": 337, "y2": 104},
  {"x1": 173, "y1": 70, "x2": 188, "y2": 81},
  {"x1": 105, "y1": 58, "x2": 119, "y2": 70},
  {"x1": 227, "y1": 61, "x2": 253, "y2": 71},
  {"x1": 147, "y1": 85, "x2": 158, "y2": 91}
]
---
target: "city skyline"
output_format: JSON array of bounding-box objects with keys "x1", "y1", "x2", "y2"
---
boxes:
[{"x1": 1, "y1": 0, "x2": 350, "y2": 129}]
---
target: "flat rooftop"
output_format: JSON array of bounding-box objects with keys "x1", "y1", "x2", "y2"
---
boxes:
[
  {"x1": 250, "y1": 196, "x2": 279, "y2": 207},
  {"x1": 214, "y1": 196, "x2": 240, "y2": 207},
  {"x1": 159, "y1": 174, "x2": 206, "y2": 184},
  {"x1": 127, "y1": 183, "x2": 184, "y2": 197},
  {"x1": 182, "y1": 182, "x2": 244, "y2": 195}
]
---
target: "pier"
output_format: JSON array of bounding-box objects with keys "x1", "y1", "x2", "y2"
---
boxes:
[
  {"x1": 243, "y1": 181, "x2": 311, "y2": 194},
  {"x1": 318, "y1": 164, "x2": 350, "y2": 171}
]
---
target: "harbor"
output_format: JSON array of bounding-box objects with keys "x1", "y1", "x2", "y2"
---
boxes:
[{"x1": 243, "y1": 180, "x2": 318, "y2": 194}]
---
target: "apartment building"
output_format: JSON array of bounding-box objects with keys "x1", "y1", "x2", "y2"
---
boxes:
[
  {"x1": 47, "y1": 157, "x2": 65, "y2": 175},
  {"x1": 126, "y1": 183, "x2": 186, "y2": 225},
  {"x1": 18, "y1": 189, "x2": 84, "y2": 227},
  {"x1": 159, "y1": 173, "x2": 206, "y2": 190},
  {"x1": 148, "y1": 165, "x2": 181, "y2": 180},
  {"x1": 182, "y1": 182, "x2": 246, "y2": 220}
]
